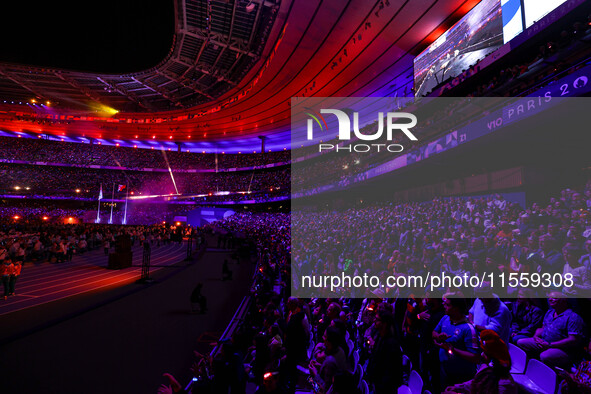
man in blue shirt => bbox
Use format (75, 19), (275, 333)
(517, 292), (585, 368)
(433, 293), (480, 391)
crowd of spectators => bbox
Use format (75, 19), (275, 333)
(0, 222), (177, 274)
(0, 205), (87, 222)
(159, 178), (591, 394)
(292, 184), (591, 300)
(0, 136), (290, 170)
(0, 201), (188, 226)
(0, 163), (290, 197)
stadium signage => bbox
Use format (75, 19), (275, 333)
(306, 109), (418, 153)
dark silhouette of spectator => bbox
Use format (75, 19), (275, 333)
(366, 310), (403, 393)
(190, 283), (207, 314)
(222, 259), (232, 281)
(508, 288), (544, 344)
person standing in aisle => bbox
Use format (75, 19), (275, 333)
(2, 259), (15, 300)
(9, 260), (21, 296)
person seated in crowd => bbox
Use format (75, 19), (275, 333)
(547, 222), (566, 247)
(77, 238), (87, 254)
(365, 310), (402, 394)
(517, 291), (586, 368)
(316, 302), (342, 341)
(562, 245), (591, 297)
(536, 234), (565, 272)
(284, 297), (310, 388)
(433, 293), (481, 391)
(453, 241), (468, 260)
(443, 329), (517, 394)
(469, 236), (487, 263)
(580, 238), (591, 269)
(442, 253), (462, 276)
(496, 221), (513, 241)
(311, 319), (350, 364)
(328, 371), (362, 394)
(518, 213), (534, 236)
(556, 360), (591, 394)
(508, 288), (544, 344)
(309, 326), (350, 393)
(421, 246), (441, 273)
(417, 297), (446, 392)
(565, 224), (585, 247)
(469, 286), (512, 344)
(211, 340), (247, 393)
(362, 301), (393, 353)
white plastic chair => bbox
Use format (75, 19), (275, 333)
(307, 339), (315, 360)
(402, 354), (412, 372)
(509, 343), (527, 374)
(352, 363), (363, 387)
(397, 385), (412, 394)
(359, 379), (369, 394)
(512, 358), (557, 394)
(346, 338), (354, 357)
(359, 364), (364, 385)
(352, 349), (360, 369)
(408, 370), (423, 394)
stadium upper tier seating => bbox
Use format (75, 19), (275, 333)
(0, 136), (290, 170)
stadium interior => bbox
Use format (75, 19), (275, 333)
(1, 0), (591, 393)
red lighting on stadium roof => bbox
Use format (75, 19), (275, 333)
(0, 0), (475, 152)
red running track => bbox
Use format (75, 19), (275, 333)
(0, 241), (187, 316)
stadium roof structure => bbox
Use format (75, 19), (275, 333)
(0, 0), (479, 152)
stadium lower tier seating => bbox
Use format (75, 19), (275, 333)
(155, 178), (591, 393)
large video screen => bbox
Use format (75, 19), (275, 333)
(502, 0), (568, 43)
(524, 0), (567, 28)
(501, 0), (523, 43)
(413, 0), (503, 97)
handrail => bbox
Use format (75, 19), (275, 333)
(209, 295), (253, 359)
